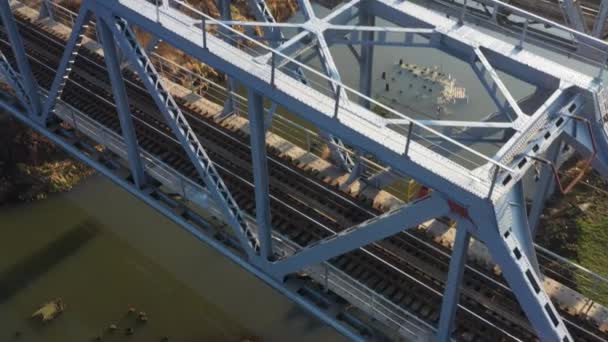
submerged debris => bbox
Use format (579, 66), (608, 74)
(31, 298), (65, 322)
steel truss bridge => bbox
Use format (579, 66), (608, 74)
(1, 0), (608, 340)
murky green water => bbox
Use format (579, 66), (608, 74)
(0, 176), (344, 342)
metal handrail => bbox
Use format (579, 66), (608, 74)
(152, 0), (517, 176)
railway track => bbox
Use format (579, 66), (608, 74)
(1, 13), (607, 341)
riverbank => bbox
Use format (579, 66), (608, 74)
(537, 165), (608, 302)
(0, 113), (93, 205)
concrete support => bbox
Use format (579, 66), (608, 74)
(437, 221), (471, 342)
(248, 89), (273, 261)
(0, 0), (42, 117)
(98, 18), (147, 189)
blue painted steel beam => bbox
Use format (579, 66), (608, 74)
(216, 0), (237, 120)
(245, 0), (308, 130)
(470, 57), (511, 122)
(0, 52), (35, 113)
(38, 0), (55, 21)
(292, 0), (356, 172)
(297, 0), (316, 20)
(528, 142), (560, 235)
(509, 180), (540, 274)
(559, 0), (587, 33)
(0, 0), (42, 117)
(271, 194), (449, 277)
(266, 30), (310, 65)
(97, 17), (147, 188)
(470, 205), (573, 342)
(386, 119), (514, 129)
(339, 150), (365, 189)
(358, 2), (374, 109)
(326, 32), (437, 48)
(592, 0), (608, 37)
(42, 1), (92, 123)
(491, 91), (584, 195)
(248, 89), (273, 260)
(98, 10), (260, 258)
(309, 35), (356, 172)
(266, 35), (354, 173)
(437, 220), (471, 342)
(320, 0), (361, 24)
(472, 47), (524, 120)
(246, 0), (282, 47)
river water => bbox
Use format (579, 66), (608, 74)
(0, 176), (344, 342)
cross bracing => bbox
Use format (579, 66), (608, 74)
(1, 0), (608, 341)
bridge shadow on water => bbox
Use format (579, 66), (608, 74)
(0, 219), (100, 304)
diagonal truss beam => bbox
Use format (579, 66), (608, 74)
(472, 47), (525, 121)
(42, 1), (92, 123)
(258, 0), (361, 64)
(559, 0), (587, 33)
(271, 30), (310, 61)
(308, 29), (356, 171)
(493, 88), (579, 180)
(265, 0), (354, 172)
(592, 0), (608, 37)
(321, 0), (361, 24)
(246, 0), (308, 126)
(297, 0), (316, 20)
(0, 52), (35, 113)
(0, 0), (42, 117)
(99, 11), (260, 258)
(271, 194), (449, 277)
